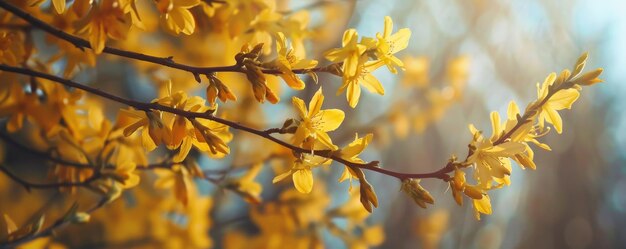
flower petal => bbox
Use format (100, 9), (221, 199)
(313, 109), (344, 132)
(292, 169), (313, 193)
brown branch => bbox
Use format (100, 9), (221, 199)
(0, 164), (99, 191)
(0, 132), (91, 168)
(0, 65), (452, 180)
(0, 63), (578, 183)
(0, 131), (175, 170)
(0, 1), (330, 80)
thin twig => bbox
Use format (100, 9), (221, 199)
(0, 132), (174, 170)
(0, 1), (330, 80)
(0, 164), (99, 191)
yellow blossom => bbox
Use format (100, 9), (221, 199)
(324, 29), (366, 77)
(337, 57), (385, 108)
(189, 118), (232, 158)
(121, 109), (173, 151)
(225, 163), (263, 203)
(76, 0), (132, 53)
(0, 32), (25, 66)
(535, 73), (580, 134)
(338, 133), (373, 190)
(111, 148), (140, 189)
(155, 90), (232, 161)
(373, 16), (411, 74)
(292, 87), (344, 150)
(269, 32), (318, 90)
(156, 0), (200, 35)
(472, 194), (492, 220)
(467, 113), (526, 188)
(272, 154), (330, 194)
(154, 165), (193, 206)
(0, 83), (47, 133)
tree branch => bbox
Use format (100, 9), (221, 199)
(0, 64), (452, 180)
(0, 131), (175, 170)
(0, 1), (330, 80)
(0, 164), (99, 191)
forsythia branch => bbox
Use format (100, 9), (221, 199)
(0, 132), (175, 170)
(0, 164), (99, 191)
(0, 64), (445, 181)
(0, 1), (330, 82)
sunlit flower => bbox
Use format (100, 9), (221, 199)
(373, 16), (411, 74)
(272, 153), (330, 194)
(467, 113), (526, 187)
(338, 57), (385, 108)
(0, 32), (25, 66)
(338, 133), (372, 189)
(292, 87), (344, 150)
(156, 0), (200, 35)
(324, 29), (366, 77)
(76, 0), (132, 53)
(270, 32), (318, 90)
(535, 73), (580, 134)
(112, 149), (140, 189)
(121, 109), (172, 151)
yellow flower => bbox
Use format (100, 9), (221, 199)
(155, 90), (204, 146)
(272, 154), (330, 194)
(225, 163), (263, 203)
(247, 8), (282, 55)
(112, 148), (140, 189)
(155, 90), (233, 161)
(374, 16), (411, 74)
(280, 10), (311, 59)
(156, 0), (200, 35)
(338, 57), (385, 108)
(0, 83), (44, 133)
(0, 32), (26, 66)
(338, 133), (372, 164)
(467, 113), (526, 187)
(121, 109), (173, 151)
(292, 87), (344, 150)
(324, 29), (367, 77)
(76, 0), (132, 53)
(338, 133), (373, 189)
(189, 118), (232, 158)
(535, 73), (580, 134)
(270, 32), (318, 90)
(473, 194), (492, 220)
(504, 101), (549, 170)
(154, 165), (193, 205)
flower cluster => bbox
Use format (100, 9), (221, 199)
(399, 53), (603, 220)
(325, 16), (411, 107)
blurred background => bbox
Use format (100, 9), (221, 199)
(336, 0), (625, 248)
(1, 0), (625, 248)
